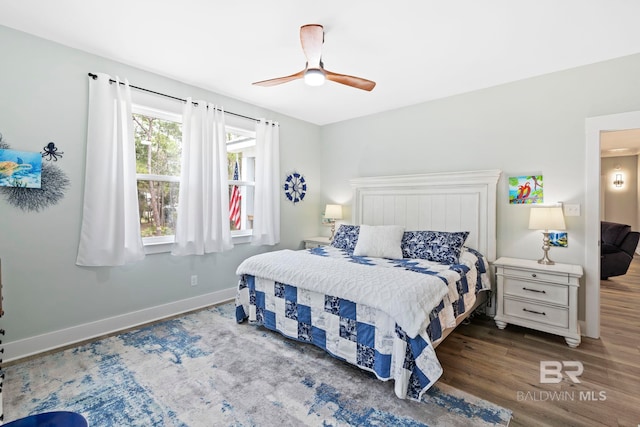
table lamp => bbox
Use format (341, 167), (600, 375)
(528, 206), (566, 265)
(324, 204), (343, 241)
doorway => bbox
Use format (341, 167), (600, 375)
(585, 111), (640, 338)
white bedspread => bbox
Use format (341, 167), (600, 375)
(236, 249), (452, 338)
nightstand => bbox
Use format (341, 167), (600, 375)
(303, 236), (331, 249)
(493, 257), (583, 348)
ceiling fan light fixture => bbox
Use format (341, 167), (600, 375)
(304, 68), (325, 86)
(252, 24), (375, 91)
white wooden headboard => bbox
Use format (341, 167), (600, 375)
(350, 170), (501, 262)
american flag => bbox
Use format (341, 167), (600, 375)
(229, 159), (241, 229)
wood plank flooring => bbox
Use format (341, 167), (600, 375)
(436, 256), (640, 427)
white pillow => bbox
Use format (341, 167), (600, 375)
(353, 224), (405, 259)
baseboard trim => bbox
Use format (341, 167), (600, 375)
(3, 288), (236, 363)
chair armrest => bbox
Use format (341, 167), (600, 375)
(619, 231), (640, 257)
(601, 243), (620, 255)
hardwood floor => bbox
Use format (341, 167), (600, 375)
(436, 256), (640, 427)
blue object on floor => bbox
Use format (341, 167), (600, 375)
(3, 411), (88, 427)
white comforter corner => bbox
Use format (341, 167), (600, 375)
(236, 249), (451, 338)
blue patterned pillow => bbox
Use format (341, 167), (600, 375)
(401, 230), (470, 264)
(331, 224), (360, 253)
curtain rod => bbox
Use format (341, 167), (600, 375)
(88, 72), (270, 124)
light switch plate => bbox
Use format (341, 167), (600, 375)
(564, 204), (580, 217)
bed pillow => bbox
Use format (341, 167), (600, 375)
(353, 224), (405, 259)
(401, 230), (470, 264)
(331, 224), (360, 252)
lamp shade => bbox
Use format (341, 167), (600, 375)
(324, 204), (343, 220)
(528, 206), (566, 231)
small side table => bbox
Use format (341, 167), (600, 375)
(493, 257), (583, 348)
(303, 236), (331, 249)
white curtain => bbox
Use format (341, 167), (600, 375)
(172, 99), (233, 255)
(76, 73), (145, 266)
(252, 119), (280, 246)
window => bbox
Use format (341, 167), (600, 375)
(133, 105), (182, 247)
(227, 126), (256, 237)
(132, 104), (256, 251)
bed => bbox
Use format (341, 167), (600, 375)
(235, 170), (501, 401)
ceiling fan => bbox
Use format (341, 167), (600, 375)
(252, 24), (376, 91)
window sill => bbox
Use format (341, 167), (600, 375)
(143, 241), (173, 255)
(143, 233), (252, 255)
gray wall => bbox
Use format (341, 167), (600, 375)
(0, 26), (322, 347)
(3, 23), (640, 354)
(601, 155), (638, 229)
(319, 53), (640, 320)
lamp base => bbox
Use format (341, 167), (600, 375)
(329, 223), (336, 242)
(537, 231), (555, 265)
(537, 255), (555, 265)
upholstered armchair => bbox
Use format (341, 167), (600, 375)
(601, 221), (640, 280)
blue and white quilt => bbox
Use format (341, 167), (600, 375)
(235, 246), (490, 401)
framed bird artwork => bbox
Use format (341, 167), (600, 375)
(509, 175), (543, 204)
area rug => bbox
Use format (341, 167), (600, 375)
(3, 303), (511, 426)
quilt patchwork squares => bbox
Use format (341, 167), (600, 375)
(237, 276), (443, 400)
(235, 245), (491, 401)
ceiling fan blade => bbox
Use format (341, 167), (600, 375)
(324, 70), (376, 91)
(253, 24), (375, 92)
(252, 70), (305, 87)
(300, 24), (323, 67)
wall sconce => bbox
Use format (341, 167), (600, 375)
(529, 206), (566, 265)
(324, 204), (343, 241)
(613, 173), (624, 188)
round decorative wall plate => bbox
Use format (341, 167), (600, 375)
(283, 172), (306, 204)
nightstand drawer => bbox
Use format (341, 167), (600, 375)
(500, 267), (569, 284)
(303, 237), (331, 249)
(503, 277), (568, 306)
(305, 242), (324, 249)
(503, 298), (568, 329)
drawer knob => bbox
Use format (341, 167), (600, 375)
(531, 273), (537, 278)
(523, 308), (546, 316)
(523, 287), (546, 294)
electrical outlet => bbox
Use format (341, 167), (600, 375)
(564, 204), (580, 217)
(190, 275), (198, 286)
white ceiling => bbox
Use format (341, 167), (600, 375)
(2, 1), (640, 128)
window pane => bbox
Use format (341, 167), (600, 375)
(229, 184), (254, 231)
(138, 180), (180, 238)
(228, 153), (243, 181)
(227, 128), (255, 181)
(133, 114), (182, 176)
(227, 127), (256, 233)
(133, 111), (182, 242)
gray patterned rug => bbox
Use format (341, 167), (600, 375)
(3, 303), (511, 426)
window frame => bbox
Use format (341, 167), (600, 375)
(131, 102), (256, 254)
(227, 124), (256, 240)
